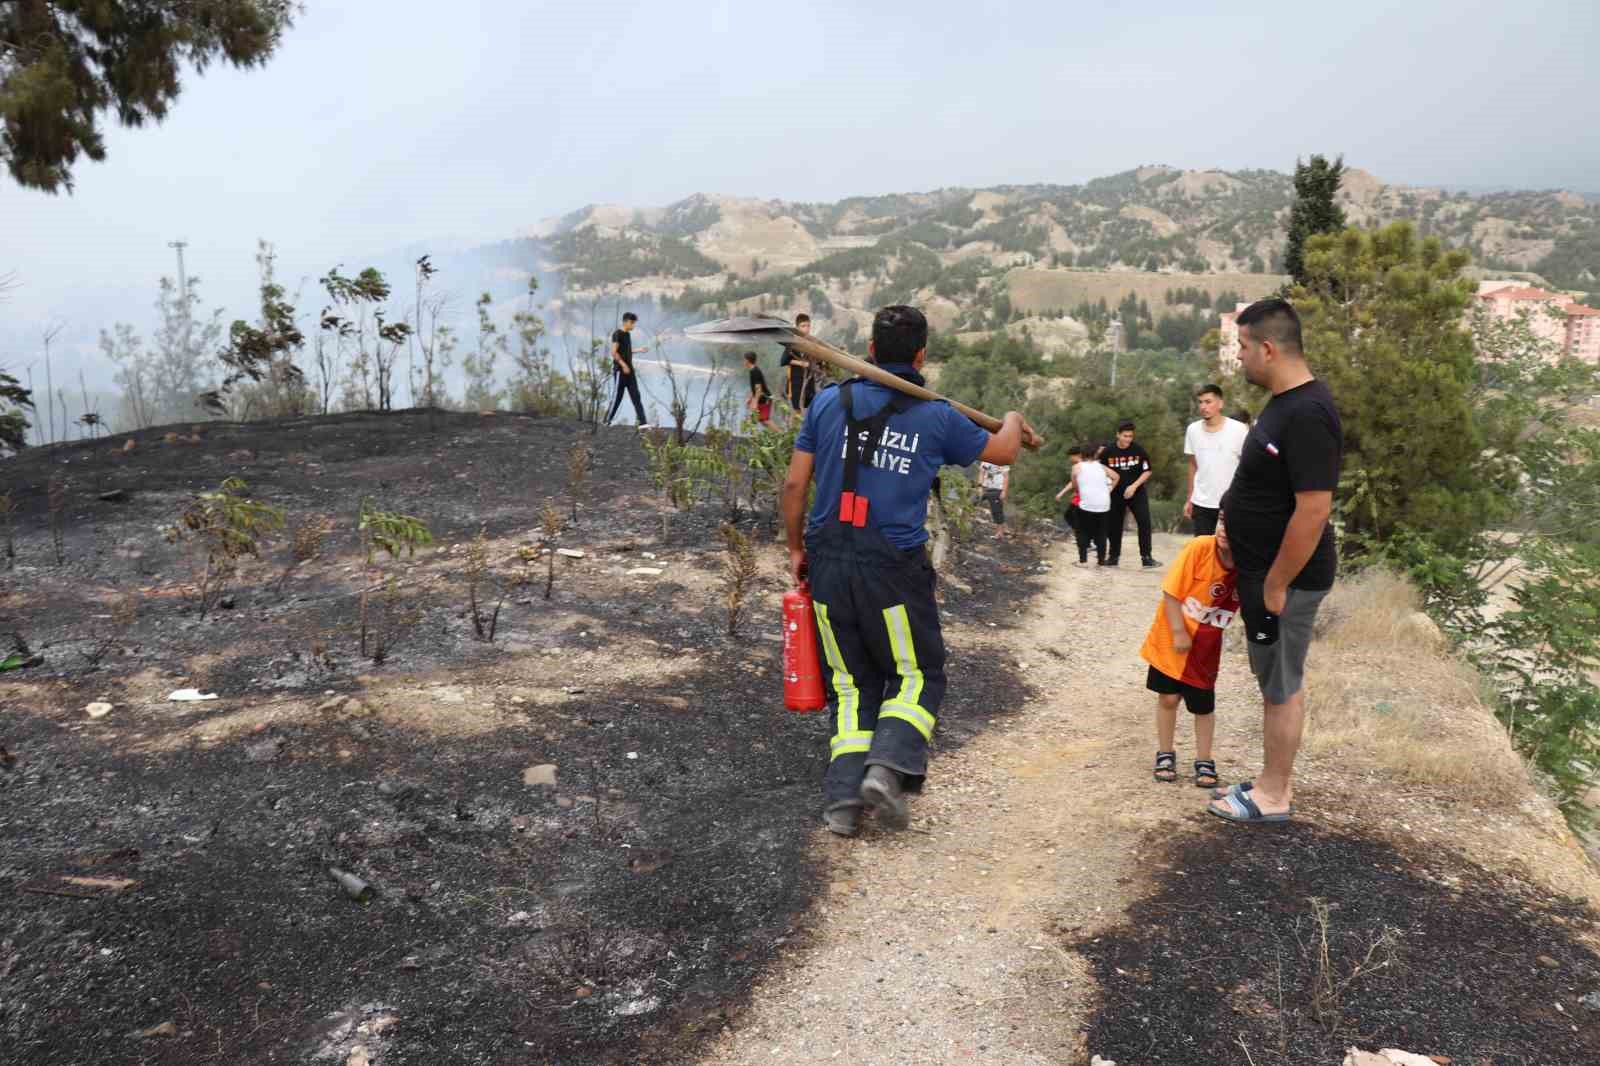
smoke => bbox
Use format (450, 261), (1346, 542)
(0, 230), (812, 437)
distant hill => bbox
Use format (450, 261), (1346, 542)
(493, 165), (1600, 355)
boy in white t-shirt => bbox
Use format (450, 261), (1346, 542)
(1056, 443), (1118, 567)
(1183, 384), (1250, 536)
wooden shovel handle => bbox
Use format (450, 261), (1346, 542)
(781, 335), (1044, 450)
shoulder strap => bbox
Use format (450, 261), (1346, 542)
(836, 380), (923, 528)
(839, 375), (924, 415)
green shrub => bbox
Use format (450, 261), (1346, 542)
(1147, 496), (1184, 534)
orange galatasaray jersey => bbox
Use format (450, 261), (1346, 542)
(1139, 536), (1239, 690)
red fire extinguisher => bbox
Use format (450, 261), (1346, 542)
(782, 583), (826, 712)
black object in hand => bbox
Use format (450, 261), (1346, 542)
(1238, 577), (1280, 646)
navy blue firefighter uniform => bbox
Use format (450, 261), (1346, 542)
(793, 370), (991, 818)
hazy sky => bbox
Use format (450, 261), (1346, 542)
(3, 0), (1597, 364)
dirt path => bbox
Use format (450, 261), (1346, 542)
(700, 531), (1244, 1064)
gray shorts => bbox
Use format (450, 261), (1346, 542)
(1246, 586), (1328, 704)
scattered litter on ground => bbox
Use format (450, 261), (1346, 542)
(84, 702), (113, 719)
(22, 875), (138, 898)
(522, 764), (558, 787)
(166, 688), (218, 702)
(1345, 1051), (1451, 1066)
(328, 867), (373, 903)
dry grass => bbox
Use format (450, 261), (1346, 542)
(1302, 568), (1529, 805)
(1005, 268), (1284, 316)
(718, 522), (758, 636)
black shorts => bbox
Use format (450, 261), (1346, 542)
(1146, 664), (1215, 716)
(982, 488), (1005, 524)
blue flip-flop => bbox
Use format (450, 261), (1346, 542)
(1211, 779), (1252, 800)
(1208, 789), (1291, 824)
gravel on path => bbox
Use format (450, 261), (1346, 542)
(697, 528), (1600, 1066)
(698, 532), (1229, 1064)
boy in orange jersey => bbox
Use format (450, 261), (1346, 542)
(1139, 515), (1240, 789)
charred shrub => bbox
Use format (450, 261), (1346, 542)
(357, 498), (431, 661)
(719, 522), (758, 636)
(166, 477), (284, 618)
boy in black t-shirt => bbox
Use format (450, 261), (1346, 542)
(1211, 298), (1343, 827)
(779, 313), (820, 411)
(1102, 420), (1159, 568)
(744, 351), (773, 428)
(605, 312), (651, 427)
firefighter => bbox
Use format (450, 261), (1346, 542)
(781, 305), (1028, 837)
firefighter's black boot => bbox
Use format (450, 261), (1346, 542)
(861, 766), (909, 830)
(823, 803), (861, 838)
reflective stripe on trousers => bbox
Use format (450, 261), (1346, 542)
(817, 601), (938, 759)
(816, 602), (872, 758)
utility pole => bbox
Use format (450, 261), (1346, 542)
(1107, 313), (1124, 388)
(24, 365), (37, 445)
(42, 324), (63, 444)
(169, 239), (191, 364)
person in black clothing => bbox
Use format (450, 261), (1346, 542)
(744, 351), (773, 428)
(1103, 419), (1159, 568)
(779, 313), (819, 411)
(605, 312), (651, 426)
(1210, 298), (1343, 826)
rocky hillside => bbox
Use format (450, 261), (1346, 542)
(503, 166), (1599, 352)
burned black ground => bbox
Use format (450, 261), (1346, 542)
(0, 410), (1043, 1065)
(1073, 821), (1600, 1065)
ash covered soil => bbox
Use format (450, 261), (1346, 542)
(1076, 823), (1600, 1064)
(0, 410), (1041, 1065)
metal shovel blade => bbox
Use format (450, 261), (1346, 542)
(683, 315), (800, 345)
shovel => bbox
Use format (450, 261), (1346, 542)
(684, 315), (1043, 450)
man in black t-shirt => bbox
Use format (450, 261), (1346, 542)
(605, 312), (650, 427)
(779, 313), (820, 411)
(1102, 420), (1159, 568)
(1211, 298), (1343, 827)
(744, 351), (773, 428)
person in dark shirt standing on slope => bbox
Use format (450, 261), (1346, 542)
(744, 351), (773, 429)
(1211, 298), (1343, 825)
(782, 305), (1029, 838)
(780, 313), (820, 412)
(1103, 420), (1159, 568)
(605, 312), (651, 427)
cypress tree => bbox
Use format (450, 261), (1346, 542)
(1284, 155), (1348, 286)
